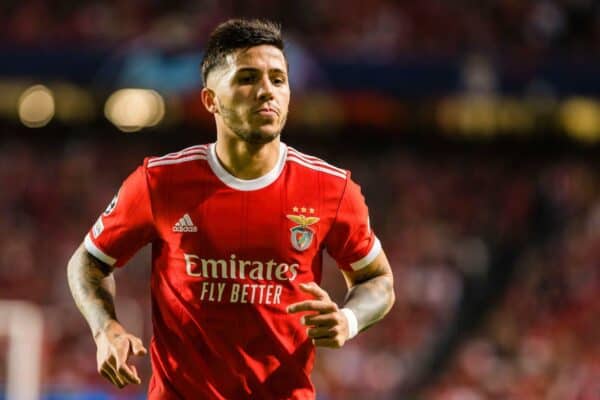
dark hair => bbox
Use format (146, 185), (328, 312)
(201, 19), (285, 86)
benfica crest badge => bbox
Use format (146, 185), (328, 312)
(287, 212), (320, 251)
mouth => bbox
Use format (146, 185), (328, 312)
(255, 106), (279, 117)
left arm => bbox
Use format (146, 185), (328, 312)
(341, 249), (395, 332)
(287, 250), (395, 348)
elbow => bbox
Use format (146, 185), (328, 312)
(386, 274), (396, 313)
(67, 245), (83, 278)
(379, 272), (395, 316)
(67, 243), (89, 271)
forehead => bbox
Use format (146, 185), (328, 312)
(227, 45), (287, 72)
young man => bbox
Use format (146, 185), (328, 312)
(68, 19), (395, 400)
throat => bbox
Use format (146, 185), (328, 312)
(215, 140), (281, 180)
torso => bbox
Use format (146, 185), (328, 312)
(144, 142), (348, 400)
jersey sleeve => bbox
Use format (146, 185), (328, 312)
(325, 176), (382, 271)
(84, 164), (156, 268)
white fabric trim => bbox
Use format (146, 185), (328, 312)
(286, 156), (347, 179)
(84, 234), (117, 266)
(341, 308), (359, 339)
(148, 145), (207, 163)
(349, 237), (382, 271)
(207, 142), (287, 191)
(148, 155), (207, 168)
(287, 148), (347, 175)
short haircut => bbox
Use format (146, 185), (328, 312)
(201, 18), (285, 86)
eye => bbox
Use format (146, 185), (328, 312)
(237, 75), (255, 84)
(272, 76), (286, 85)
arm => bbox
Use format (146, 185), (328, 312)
(341, 250), (395, 332)
(287, 250), (395, 348)
(67, 243), (147, 388)
(67, 244), (117, 337)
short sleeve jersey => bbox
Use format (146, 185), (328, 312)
(85, 142), (381, 400)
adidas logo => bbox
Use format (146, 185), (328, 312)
(173, 213), (198, 233)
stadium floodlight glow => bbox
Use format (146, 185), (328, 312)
(104, 88), (166, 132)
(52, 82), (96, 123)
(560, 97), (600, 143)
(17, 84), (55, 128)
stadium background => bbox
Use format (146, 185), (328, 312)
(1, 1), (599, 399)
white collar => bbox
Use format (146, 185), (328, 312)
(207, 142), (287, 191)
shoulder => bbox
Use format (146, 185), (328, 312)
(285, 146), (348, 181)
(145, 144), (210, 169)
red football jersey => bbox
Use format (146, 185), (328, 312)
(84, 142), (381, 400)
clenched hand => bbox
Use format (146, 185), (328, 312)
(287, 282), (350, 348)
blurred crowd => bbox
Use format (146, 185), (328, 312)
(1, 132), (598, 399)
(1, 0), (599, 58)
(423, 164), (600, 400)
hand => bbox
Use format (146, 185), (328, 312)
(287, 282), (349, 348)
(94, 320), (147, 388)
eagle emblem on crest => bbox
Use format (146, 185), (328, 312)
(287, 213), (320, 251)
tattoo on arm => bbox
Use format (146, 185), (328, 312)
(67, 244), (118, 338)
(342, 255), (395, 333)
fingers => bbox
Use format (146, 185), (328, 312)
(288, 283), (348, 348)
(307, 326), (335, 339)
(287, 300), (338, 314)
(100, 359), (127, 388)
(298, 282), (329, 300)
(130, 336), (148, 356)
(300, 309), (349, 349)
(303, 313), (337, 327)
(312, 337), (344, 348)
(115, 358), (141, 385)
(100, 366), (120, 387)
(287, 282), (336, 314)
(97, 334), (146, 388)
(114, 336), (142, 384)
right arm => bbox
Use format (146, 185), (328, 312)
(67, 243), (147, 388)
(67, 244), (117, 337)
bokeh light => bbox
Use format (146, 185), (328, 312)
(104, 89), (165, 132)
(560, 97), (600, 143)
(17, 85), (55, 128)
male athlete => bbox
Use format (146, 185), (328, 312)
(68, 19), (395, 399)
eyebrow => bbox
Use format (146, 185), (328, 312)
(235, 67), (287, 74)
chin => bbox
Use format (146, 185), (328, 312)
(238, 129), (280, 145)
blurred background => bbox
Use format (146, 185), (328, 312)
(1, 1), (599, 399)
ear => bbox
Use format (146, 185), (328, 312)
(201, 88), (219, 115)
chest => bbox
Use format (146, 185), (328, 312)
(155, 177), (336, 262)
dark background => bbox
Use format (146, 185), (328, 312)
(0, 1), (599, 399)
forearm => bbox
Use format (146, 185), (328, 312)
(67, 244), (118, 338)
(343, 273), (395, 332)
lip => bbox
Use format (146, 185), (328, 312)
(255, 106), (279, 116)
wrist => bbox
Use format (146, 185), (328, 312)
(93, 319), (121, 341)
(340, 308), (358, 339)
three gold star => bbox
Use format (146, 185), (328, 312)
(292, 206), (315, 214)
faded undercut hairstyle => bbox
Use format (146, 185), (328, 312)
(201, 18), (286, 86)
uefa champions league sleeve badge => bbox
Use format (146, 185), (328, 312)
(103, 190), (120, 216)
(287, 207), (319, 252)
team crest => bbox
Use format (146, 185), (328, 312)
(287, 212), (320, 251)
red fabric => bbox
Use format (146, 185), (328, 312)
(86, 143), (379, 399)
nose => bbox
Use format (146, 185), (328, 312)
(256, 75), (274, 101)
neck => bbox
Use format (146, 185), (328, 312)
(214, 134), (281, 180)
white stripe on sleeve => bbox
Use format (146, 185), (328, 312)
(349, 237), (382, 271)
(84, 234), (117, 266)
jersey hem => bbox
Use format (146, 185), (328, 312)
(84, 234), (117, 266)
(349, 237), (382, 271)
